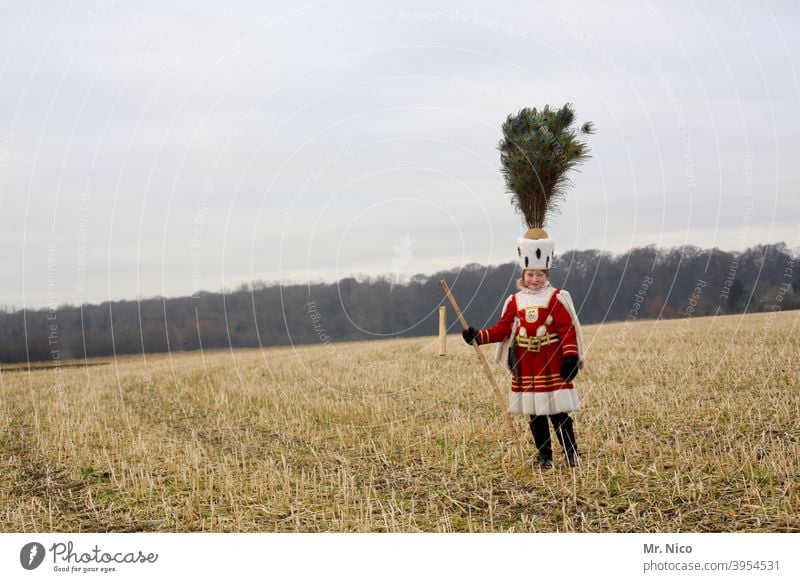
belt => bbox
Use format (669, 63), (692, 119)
(515, 333), (560, 351)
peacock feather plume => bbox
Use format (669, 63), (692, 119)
(498, 104), (595, 229)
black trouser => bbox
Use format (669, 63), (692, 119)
(529, 413), (578, 460)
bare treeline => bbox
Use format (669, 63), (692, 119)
(1, 242), (797, 363)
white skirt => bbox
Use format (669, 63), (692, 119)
(508, 388), (580, 416)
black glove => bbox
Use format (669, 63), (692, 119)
(508, 347), (521, 383)
(462, 327), (480, 345)
(560, 355), (580, 382)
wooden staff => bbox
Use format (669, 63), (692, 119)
(440, 279), (524, 463)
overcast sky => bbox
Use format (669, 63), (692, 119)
(1, 0), (798, 309)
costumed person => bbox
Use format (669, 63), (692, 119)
(461, 104), (594, 468)
(462, 229), (584, 468)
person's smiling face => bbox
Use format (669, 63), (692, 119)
(524, 269), (548, 291)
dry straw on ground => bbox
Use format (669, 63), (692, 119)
(1, 311), (798, 532)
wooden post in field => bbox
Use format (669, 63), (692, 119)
(439, 279), (524, 464)
(438, 306), (447, 356)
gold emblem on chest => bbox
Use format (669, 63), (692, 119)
(524, 307), (539, 323)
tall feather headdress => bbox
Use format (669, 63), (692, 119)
(498, 104), (595, 229)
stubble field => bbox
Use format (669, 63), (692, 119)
(1, 310), (799, 532)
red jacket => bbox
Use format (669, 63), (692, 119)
(477, 285), (581, 415)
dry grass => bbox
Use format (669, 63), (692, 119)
(1, 310), (799, 532)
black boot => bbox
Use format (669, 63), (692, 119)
(529, 415), (552, 469)
(551, 413), (580, 466)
